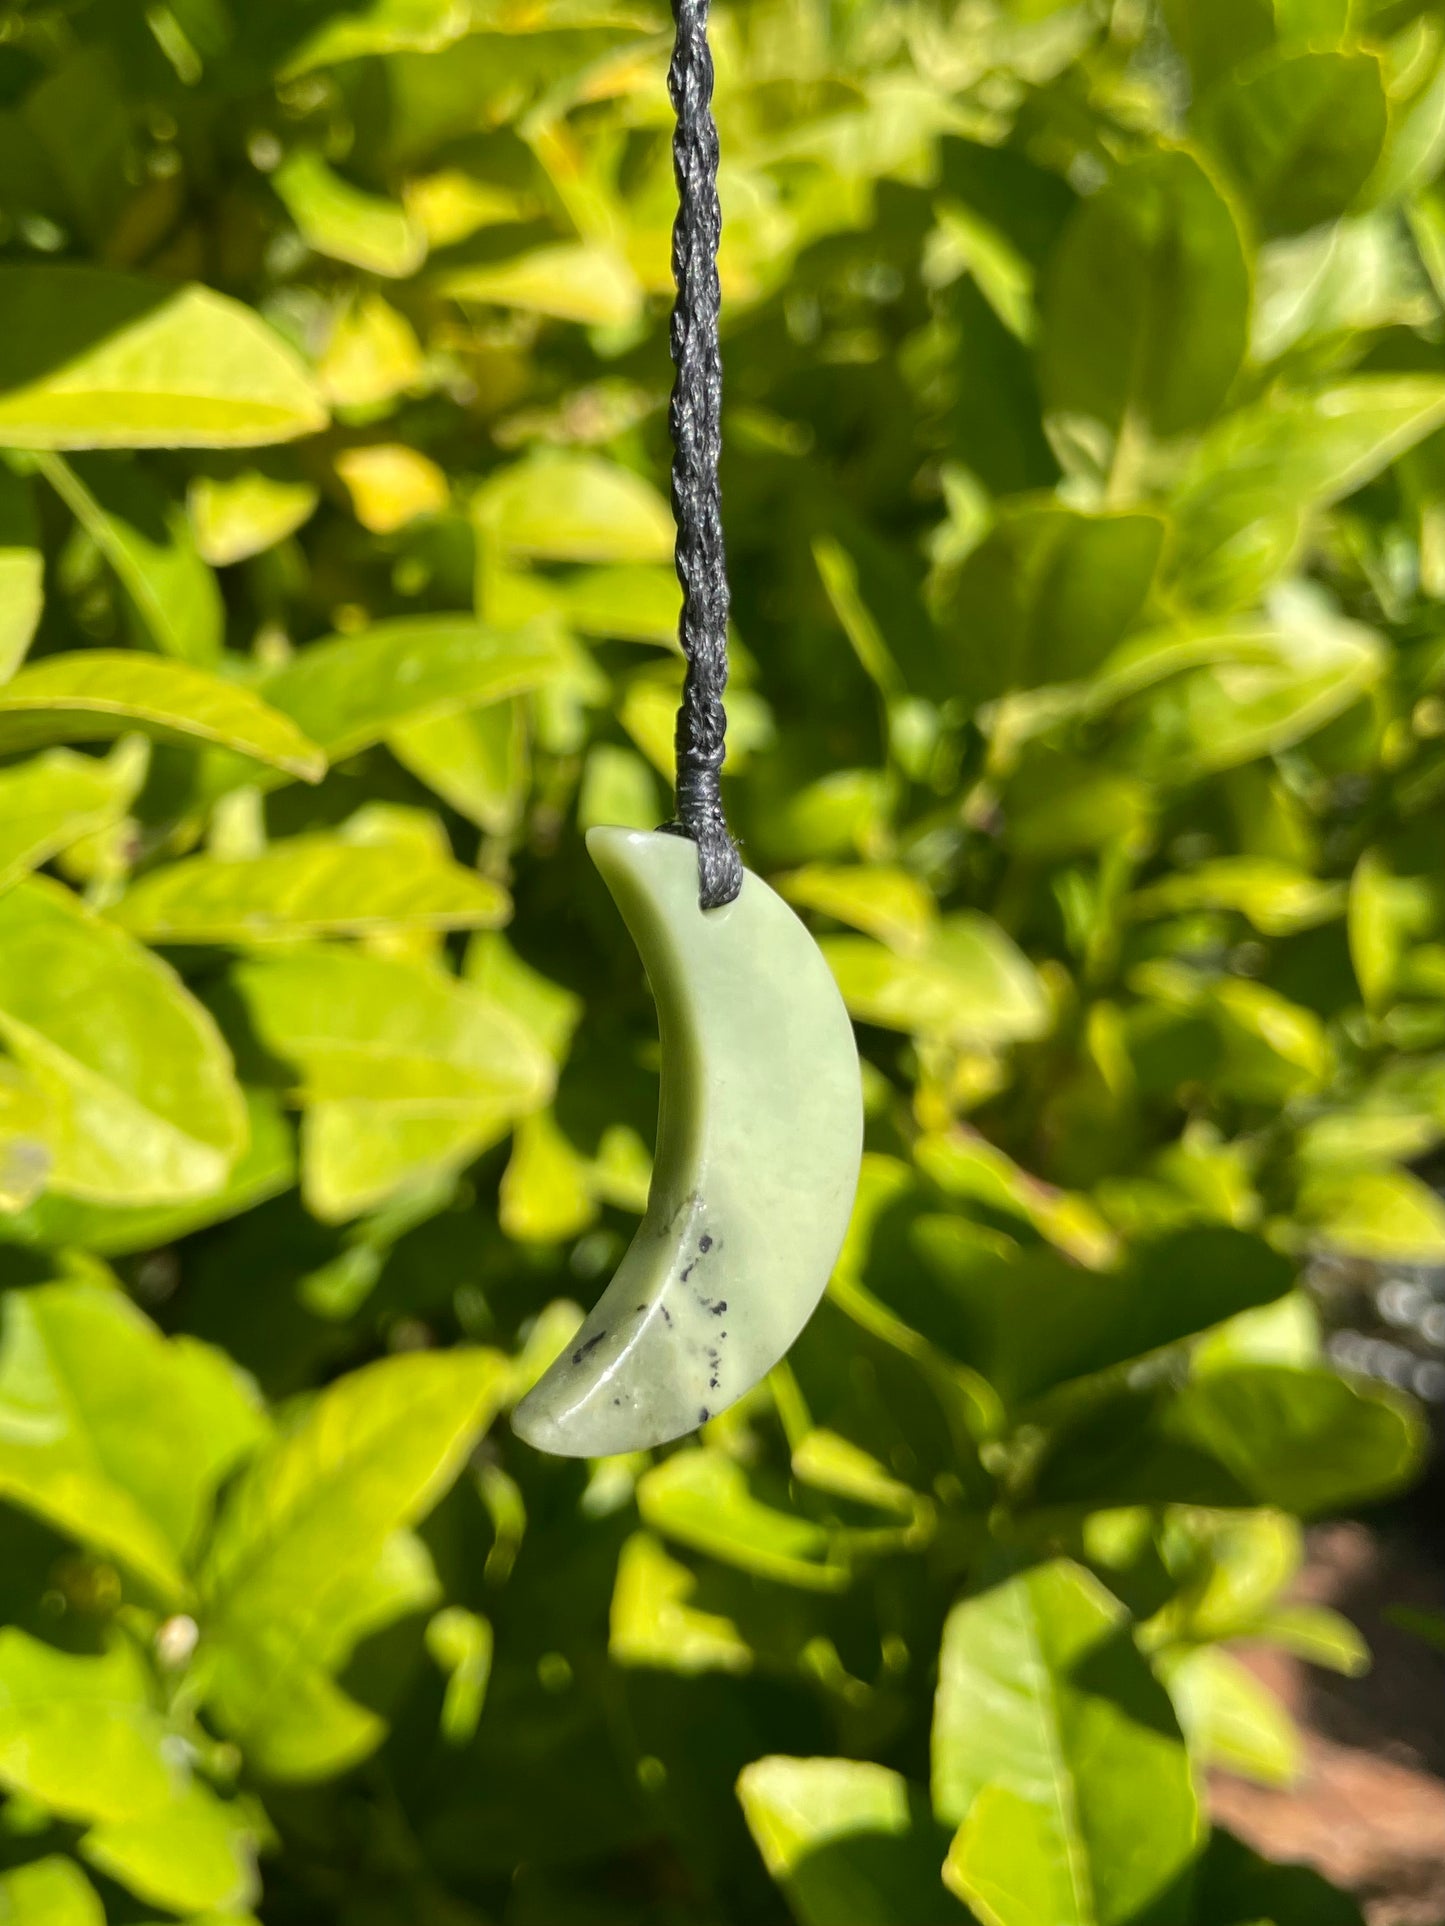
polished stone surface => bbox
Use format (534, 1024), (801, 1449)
(512, 827), (863, 1458)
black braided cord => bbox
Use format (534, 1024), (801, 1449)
(663, 0), (743, 909)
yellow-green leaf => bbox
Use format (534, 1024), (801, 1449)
(0, 652), (325, 781)
(0, 269), (326, 449)
(0, 878), (247, 1204)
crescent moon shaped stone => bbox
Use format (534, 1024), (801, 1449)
(511, 826), (863, 1458)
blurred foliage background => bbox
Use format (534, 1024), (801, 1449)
(0, 0), (1442, 1921)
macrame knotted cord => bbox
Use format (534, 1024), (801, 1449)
(664, 0), (743, 910)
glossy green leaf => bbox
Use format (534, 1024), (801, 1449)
(81, 1778), (258, 1915)
(0, 466), (43, 680)
(258, 617), (565, 762)
(188, 468), (320, 566)
(1040, 149), (1249, 447)
(0, 1631), (174, 1821)
(1298, 1165), (1445, 1261)
(0, 1087), (293, 1257)
(0, 652), (325, 781)
(0, 1859), (105, 1926)
(230, 944), (554, 1218)
(636, 1449), (851, 1591)
(273, 150), (426, 278)
(0, 269), (327, 448)
(112, 833), (509, 943)
(1185, 1365), (1421, 1514)
(276, 0), (476, 74)
(1170, 378), (1445, 607)
(945, 502), (1165, 698)
(474, 453), (674, 563)
(0, 878), (246, 1203)
(200, 1349), (509, 1777)
(438, 244), (644, 326)
(934, 1560), (1200, 1926)
(822, 916), (1049, 1045)
(777, 864), (936, 953)
(0, 1284), (265, 1598)
(737, 1757), (967, 1926)
(610, 1531), (753, 1676)
(1163, 1646), (1301, 1788)
(0, 740), (147, 895)
(38, 454), (223, 663)
(426, 1605), (494, 1745)
(1201, 50), (1389, 237)
(391, 697), (530, 832)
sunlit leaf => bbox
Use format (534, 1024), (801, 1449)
(935, 1560), (1200, 1926)
(0, 879), (246, 1204)
(38, 454), (223, 663)
(0, 652), (325, 780)
(0, 269), (327, 448)
(0, 1284), (265, 1598)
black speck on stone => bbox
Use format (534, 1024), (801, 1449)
(710, 1300), (728, 1316)
(699, 1234), (713, 1252)
(571, 1330), (607, 1365)
(709, 1375), (719, 1390)
(661, 1306), (672, 1327)
(680, 1260), (696, 1283)
(698, 1406), (710, 1424)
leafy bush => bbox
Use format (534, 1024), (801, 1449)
(0, 0), (1440, 1921)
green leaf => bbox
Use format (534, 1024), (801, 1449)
(0, 1630), (254, 1916)
(1348, 847), (1434, 1011)
(0, 268), (327, 449)
(0, 652), (325, 782)
(776, 864), (936, 954)
(1112, 606), (1384, 781)
(0, 878), (246, 1204)
(81, 1778), (258, 1916)
(1169, 378), (1445, 607)
(560, 563), (682, 645)
(188, 467), (320, 567)
(737, 1757), (968, 1926)
(199, 1349), (509, 1778)
(0, 1088), (294, 1257)
(438, 243), (644, 327)
(1162, 1645), (1301, 1788)
(390, 698), (530, 833)
(474, 454), (674, 564)
(1200, 50), (1389, 238)
(911, 1224), (1293, 1407)
(273, 150), (426, 278)
(425, 1605), (494, 1745)
(636, 1449), (851, 1592)
(0, 740), (147, 895)
(230, 944), (554, 1219)
(0, 1631), (174, 1821)
(610, 1531), (754, 1676)
(0, 1859), (104, 1926)
(0, 1284), (265, 1599)
(822, 916), (1049, 1046)
(258, 616), (565, 762)
(1039, 149), (1249, 448)
(276, 0), (476, 75)
(1130, 858), (1345, 938)
(1297, 1164), (1445, 1260)
(0, 466), (43, 680)
(112, 833), (510, 944)
(37, 454), (223, 664)
(934, 1560), (1200, 1926)
(943, 502), (1165, 698)
(1180, 1365), (1423, 1514)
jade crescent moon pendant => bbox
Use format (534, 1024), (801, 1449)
(511, 827), (863, 1458)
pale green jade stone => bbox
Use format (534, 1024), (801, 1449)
(512, 826), (864, 1458)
